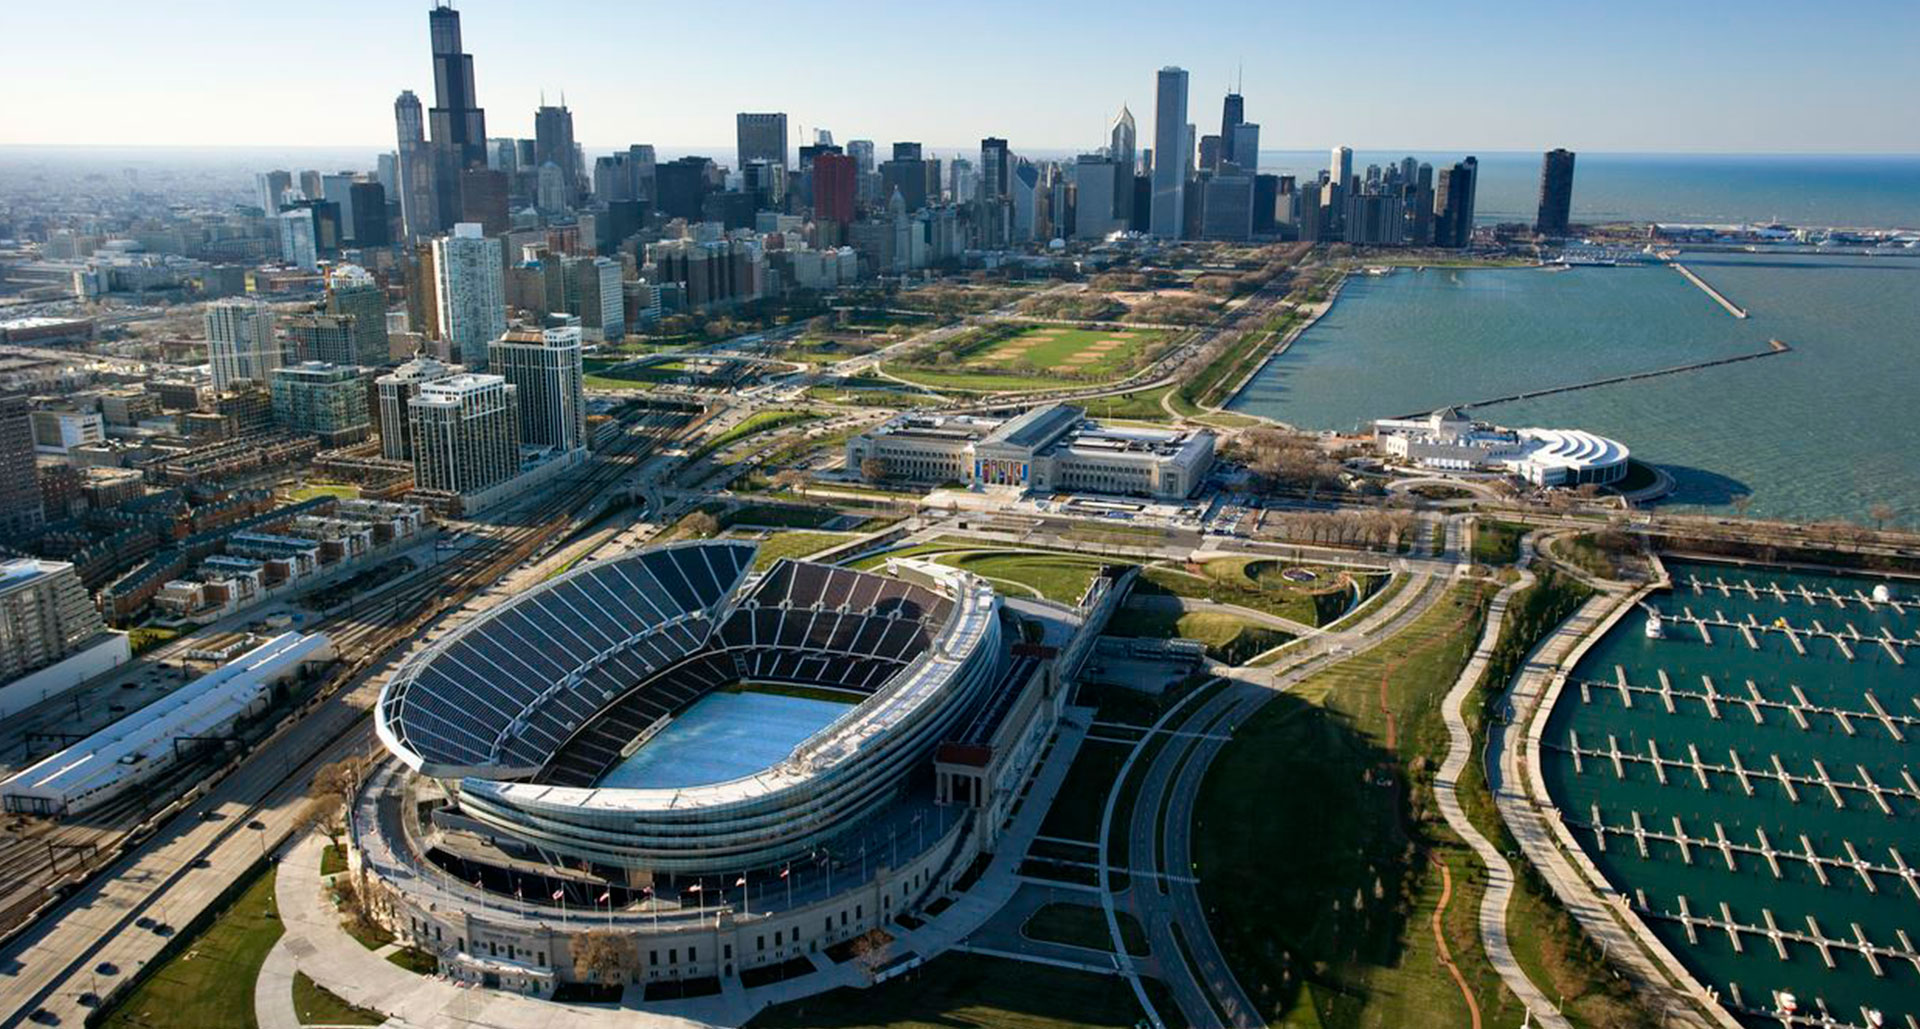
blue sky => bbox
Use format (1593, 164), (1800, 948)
(4, 0), (1917, 153)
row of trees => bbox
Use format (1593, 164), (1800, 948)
(1264, 508), (1420, 550)
(1232, 428), (1348, 492)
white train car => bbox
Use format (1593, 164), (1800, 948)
(1, 632), (334, 817)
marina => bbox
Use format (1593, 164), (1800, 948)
(1540, 558), (1920, 1027)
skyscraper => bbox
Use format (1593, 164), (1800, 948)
(394, 91), (436, 240)
(432, 223), (506, 370)
(1433, 156), (1479, 248)
(349, 181), (390, 246)
(1150, 67), (1189, 238)
(326, 264), (391, 366)
(1535, 148), (1576, 237)
(487, 326), (584, 452)
(426, 5), (488, 230)
(1331, 146), (1354, 190)
(534, 102), (580, 206)
(257, 170), (292, 215)
(270, 362), (373, 446)
(1110, 105), (1136, 172)
(1228, 123), (1260, 174)
(205, 298), (282, 390)
(736, 113), (789, 171)
(0, 396), (42, 539)
(1071, 154), (1122, 240)
(376, 356), (461, 461)
(813, 152), (856, 225)
(1219, 91), (1245, 165)
(276, 209), (319, 270)
(408, 374), (520, 496)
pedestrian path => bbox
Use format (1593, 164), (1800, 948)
(1430, 537), (1572, 1029)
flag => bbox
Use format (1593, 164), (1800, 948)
(735, 876), (747, 887)
(552, 888), (565, 901)
(514, 886), (522, 899)
(779, 866), (790, 879)
(686, 883), (702, 893)
(641, 886), (653, 898)
(598, 891), (611, 904)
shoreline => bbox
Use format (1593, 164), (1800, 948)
(1217, 267), (1352, 424)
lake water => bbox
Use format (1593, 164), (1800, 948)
(1228, 254), (1920, 524)
(1247, 151), (1920, 229)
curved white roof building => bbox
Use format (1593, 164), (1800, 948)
(1374, 409), (1630, 487)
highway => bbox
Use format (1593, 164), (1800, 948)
(0, 405), (703, 1028)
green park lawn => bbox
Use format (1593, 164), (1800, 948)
(1022, 902), (1151, 956)
(1192, 580), (1526, 1029)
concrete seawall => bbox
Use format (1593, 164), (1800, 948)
(1398, 339), (1794, 418)
(1672, 263), (1748, 318)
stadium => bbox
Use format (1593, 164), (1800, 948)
(357, 539), (1058, 995)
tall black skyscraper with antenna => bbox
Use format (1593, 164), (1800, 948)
(1219, 68), (1244, 166)
(426, 4), (488, 229)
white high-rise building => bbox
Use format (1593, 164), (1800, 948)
(0, 559), (110, 686)
(1150, 67), (1189, 238)
(487, 327), (584, 453)
(408, 374), (520, 496)
(432, 224), (506, 370)
(375, 356), (462, 461)
(205, 298), (282, 390)
(276, 209), (318, 270)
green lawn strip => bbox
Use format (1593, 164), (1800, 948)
(385, 946), (441, 975)
(289, 482), (360, 502)
(1039, 740), (1129, 843)
(320, 844), (346, 876)
(128, 625), (182, 656)
(99, 866), (281, 1029)
(342, 914), (394, 950)
(1022, 902), (1150, 956)
(745, 951), (1165, 1029)
(1193, 582), (1526, 1028)
(933, 551), (1109, 604)
(292, 970), (385, 1026)
(1106, 605), (1289, 666)
(1471, 518), (1527, 565)
(1080, 385), (1176, 421)
(689, 410), (819, 462)
(729, 530), (862, 571)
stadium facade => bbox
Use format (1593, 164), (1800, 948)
(358, 540), (1071, 995)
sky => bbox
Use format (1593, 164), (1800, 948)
(4, 0), (1918, 156)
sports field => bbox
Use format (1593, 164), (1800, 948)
(887, 323), (1166, 393)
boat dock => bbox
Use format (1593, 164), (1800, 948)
(1672, 261), (1750, 318)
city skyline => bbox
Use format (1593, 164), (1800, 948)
(4, 0), (1918, 154)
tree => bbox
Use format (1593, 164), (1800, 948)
(848, 928), (894, 985)
(304, 757), (365, 844)
(1869, 503), (1895, 531)
(860, 457), (888, 483)
(682, 510), (721, 538)
(770, 469), (809, 496)
(573, 929), (628, 984)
